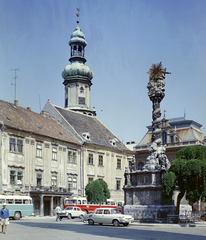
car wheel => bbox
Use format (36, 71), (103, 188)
(123, 223), (129, 226)
(88, 219), (94, 225)
(113, 219), (119, 227)
(67, 213), (72, 219)
(14, 211), (21, 220)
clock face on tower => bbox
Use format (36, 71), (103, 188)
(79, 97), (85, 105)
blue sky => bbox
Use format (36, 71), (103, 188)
(1, 0), (206, 143)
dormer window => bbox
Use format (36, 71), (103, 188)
(109, 138), (118, 146)
(82, 132), (91, 140)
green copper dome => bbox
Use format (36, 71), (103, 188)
(69, 25), (87, 46)
(62, 62), (93, 81)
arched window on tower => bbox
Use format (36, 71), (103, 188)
(73, 46), (77, 56)
(78, 46), (82, 56)
(162, 132), (167, 144)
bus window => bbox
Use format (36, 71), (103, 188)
(15, 199), (22, 204)
(82, 200), (87, 204)
(0, 199), (5, 204)
(23, 200), (30, 204)
(6, 199), (14, 204)
(77, 200), (81, 204)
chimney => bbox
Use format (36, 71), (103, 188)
(14, 100), (18, 106)
(27, 107), (31, 111)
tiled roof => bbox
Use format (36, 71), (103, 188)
(0, 100), (80, 145)
(54, 106), (130, 151)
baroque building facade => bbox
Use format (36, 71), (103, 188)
(0, 100), (81, 216)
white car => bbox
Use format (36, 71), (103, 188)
(60, 206), (85, 220)
(83, 208), (134, 226)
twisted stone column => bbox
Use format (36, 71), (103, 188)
(143, 62), (171, 171)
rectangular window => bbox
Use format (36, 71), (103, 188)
(73, 152), (77, 164)
(10, 170), (16, 184)
(88, 177), (93, 183)
(17, 140), (23, 153)
(10, 138), (16, 152)
(51, 175), (57, 187)
(37, 173), (42, 186)
(52, 147), (57, 160)
(171, 136), (174, 143)
(116, 180), (121, 190)
(68, 176), (77, 189)
(79, 97), (85, 105)
(73, 177), (77, 189)
(10, 170), (23, 185)
(68, 151), (72, 162)
(98, 155), (103, 166)
(10, 138), (23, 153)
(17, 171), (23, 182)
(36, 144), (42, 157)
(68, 177), (72, 189)
(88, 154), (93, 164)
(117, 159), (121, 169)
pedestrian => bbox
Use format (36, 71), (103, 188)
(0, 203), (9, 234)
(55, 205), (62, 221)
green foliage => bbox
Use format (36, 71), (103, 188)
(162, 146), (206, 208)
(85, 179), (110, 204)
(175, 146), (206, 161)
(162, 171), (176, 202)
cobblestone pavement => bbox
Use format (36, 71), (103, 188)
(1, 216), (206, 240)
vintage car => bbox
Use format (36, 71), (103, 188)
(59, 206), (85, 220)
(83, 208), (134, 226)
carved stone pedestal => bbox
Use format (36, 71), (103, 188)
(123, 171), (175, 222)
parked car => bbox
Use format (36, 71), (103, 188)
(83, 208), (134, 226)
(59, 206), (85, 220)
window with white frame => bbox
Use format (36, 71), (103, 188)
(88, 177), (93, 183)
(17, 140), (23, 153)
(73, 177), (77, 189)
(68, 151), (72, 162)
(9, 138), (23, 153)
(68, 177), (72, 189)
(116, 180), (121, 190)
(88, 153), (93, 164)
(10, 138), (16, 152)
(51, 175), (57, 187)
(10, 170), (23, 185)
(68, 176), (77, 189)
(36, 144), (42, 157)
(36, 173), (42, 186)
(52, 147), (57, 160)
(98, 155), (103, 166)
(73, 152), (77, 164)
(117, 159), (121, 169)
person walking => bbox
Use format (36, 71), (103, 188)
(55, 205), (62, 221)
(0, 203), (9, 234)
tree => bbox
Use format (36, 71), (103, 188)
(162, 146), (206, 214)
(85, 179), (110, 205)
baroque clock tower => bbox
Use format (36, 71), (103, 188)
(62, 10), (96, 116)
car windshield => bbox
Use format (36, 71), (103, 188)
(111, 209), (119, 214)
(65, 207), (73, 210)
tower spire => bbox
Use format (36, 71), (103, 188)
(62, 10), (95, 116)
(76, 7), (80, 25)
